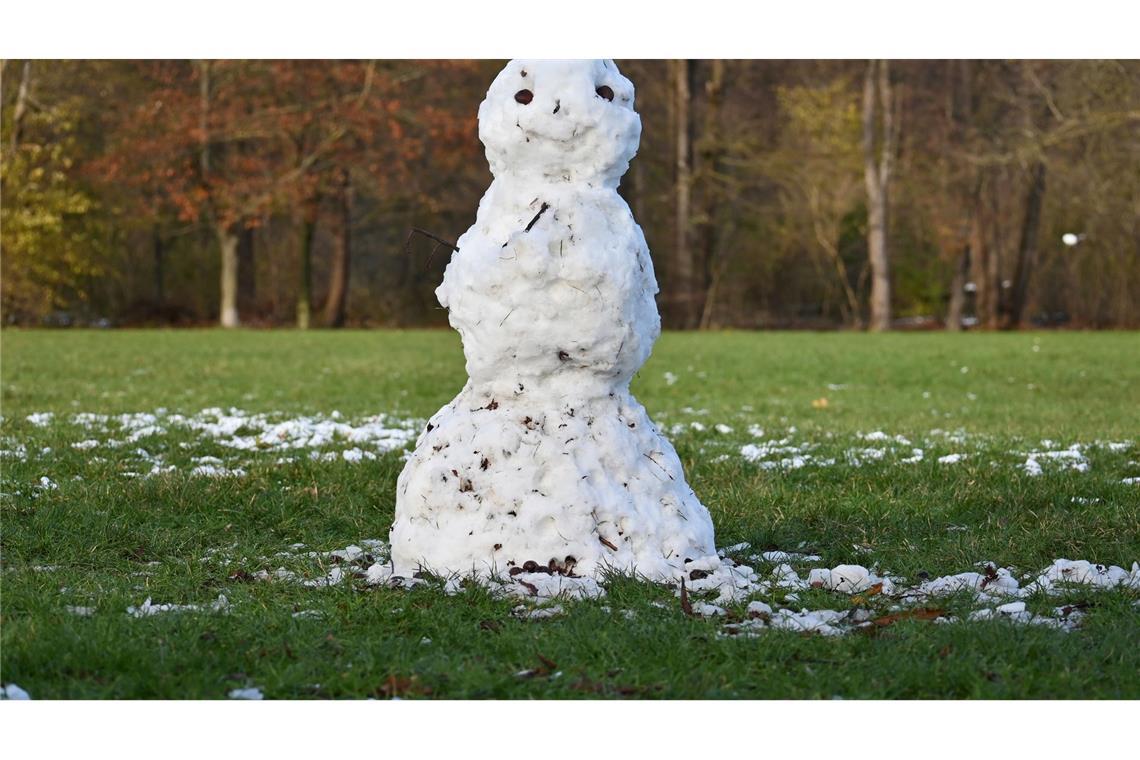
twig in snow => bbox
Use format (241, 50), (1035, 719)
(524, 202), (550, 232)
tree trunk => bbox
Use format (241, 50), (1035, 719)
(217, 224), (240, 329)
(985, 179), (1004, 329)
(969, 187), (992, 328)
(9, 61), (32, 153)
(695, 59), (726, 330)
(237, 224), (256, 319)
(197, 60), (239, 329)
(862, 60), (895, 332)
(672, 59), (695, 329)
(323, 171), (352, 328)
(153, 226), (165, 307)
(946, 246), (969, 331)
(1005, 162), (1047, 330)
(297, 207), (317, 330)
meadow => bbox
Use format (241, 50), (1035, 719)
(2, 329), (1138, 699)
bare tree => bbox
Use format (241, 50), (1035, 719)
(296, 196), (318, 330)
(946, 245), (970, 331)
(9, 61), (32, 153)
(196, 61), (241, 328)
(672, 59), (695, 328)
(696, 59), (727, 329)
(1005, 162), (1046, 328)
(862, 59), (896, 331)
(323, 170), (352, 328)
(237, 225), (256, 318)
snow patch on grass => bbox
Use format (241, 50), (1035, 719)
(127, 594), (229, 618)
(228, 686), (264, 700)
(11, 407), (420, 481)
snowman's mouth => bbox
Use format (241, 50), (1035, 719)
(518, 120), (595, 146)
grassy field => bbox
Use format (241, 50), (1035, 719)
(2, 329), (1138, 699)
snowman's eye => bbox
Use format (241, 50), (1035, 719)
(515, 89), (533, 105)
(596, 85), (614, 102)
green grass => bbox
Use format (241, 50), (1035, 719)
(2, 329), (1138, 699)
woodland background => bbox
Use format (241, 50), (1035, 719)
(2, 59), (1138, 330)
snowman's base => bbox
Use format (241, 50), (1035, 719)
(390, 382), (715, 580)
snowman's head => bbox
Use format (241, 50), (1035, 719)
(479, 59), (641, 188)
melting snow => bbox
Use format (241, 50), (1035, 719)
(11, 407), (419, 481)
(127, 594), (230, 618)
(2, 684), (31, 700)
(228, 687), (264, 700)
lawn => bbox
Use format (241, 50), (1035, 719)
(1, 329), (1138, 699)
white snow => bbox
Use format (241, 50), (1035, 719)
(228, 687), (264, 700)
(213, 539), (1130, 639)
(2, 684), (31, 700)
(807, 564), (892, 594)
(127, 594), (229, 618)
(937, 453), (966, 464)
(190, 464), (247, 478)
(390, 60), (715, 581)
(1021, 559), (1139, 594)
(692, 602), (726, 617)
(514, 604), (564, 619)
(718, 542), (751, 556)
(769, 608), (847, 636)
(746, 600), (773, 617)
(24, 407), (420, 479)
(1022, 444), (1090, 476)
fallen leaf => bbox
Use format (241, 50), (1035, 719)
(850, 582), (884, 605)
(869, 607), (946, 628)
(377, 674), (432, 698)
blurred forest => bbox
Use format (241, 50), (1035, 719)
(2, 59), (1138, 330)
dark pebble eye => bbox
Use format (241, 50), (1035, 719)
(515, 89), (533, 105)
(596, 85), (614, 101)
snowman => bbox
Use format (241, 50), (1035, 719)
(390, 60), (716, 581)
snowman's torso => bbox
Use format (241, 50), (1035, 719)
(438, 180), (658, 400)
